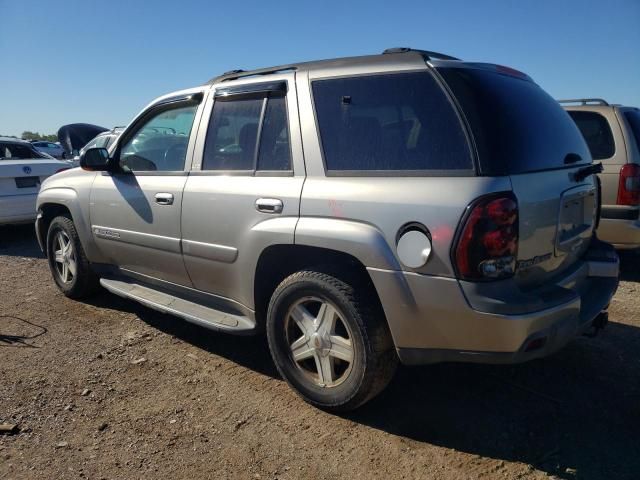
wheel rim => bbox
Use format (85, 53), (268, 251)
(53, 230), (76, 284)
(284, 296), (355, 388)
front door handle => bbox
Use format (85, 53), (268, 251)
(255, 198), (283, 214)
(155, 193), (174, 205)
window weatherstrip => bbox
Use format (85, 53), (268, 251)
(253, 97), (268, 170)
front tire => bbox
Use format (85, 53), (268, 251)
(46, 215), (99, 298)
(266, 269), (397, 412)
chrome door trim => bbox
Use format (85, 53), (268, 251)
(181, 239), (239, 263)
(92, 225), (181, 253)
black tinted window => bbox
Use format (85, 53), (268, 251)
(203, 94), (291, 171)
(0, 142), (43, 159)
(257, 96), (291, 171)
(567, 111), (615, 160)
(312, 72), (472, 172)
(439, 67), (591, 175)
(203, 97), (262, 170)
(624, 110), (640, 152)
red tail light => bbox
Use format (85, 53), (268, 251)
(453, 193), (519, 280)
(617, 164), (640, 206)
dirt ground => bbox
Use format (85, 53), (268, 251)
(0, 224), (638, 480)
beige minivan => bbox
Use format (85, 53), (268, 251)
(562, 99), (640, 249)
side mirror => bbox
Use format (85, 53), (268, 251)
(80, 147), (111, 171)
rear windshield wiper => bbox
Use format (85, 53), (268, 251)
(573, 162), (603, 182)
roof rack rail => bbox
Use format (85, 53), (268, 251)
(557, 98), (609, 106)
(208, 65), (298, 84)
(382, 47), (460, 61)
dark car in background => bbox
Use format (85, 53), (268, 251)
(31, 141), (66, 159)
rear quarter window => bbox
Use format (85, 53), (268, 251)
(623, 110), (640, 153)
(311, 71), (473, 173)
(0, 142), (43, 159)
(566, 111), (615, 160)
(439, 67), (591, 175)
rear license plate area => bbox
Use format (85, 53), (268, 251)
(557, 187), (596, 252)
(15, 176), (40, 188)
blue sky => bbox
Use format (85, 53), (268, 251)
(1, 0), (638, 137)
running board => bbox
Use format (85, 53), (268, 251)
(99, 278), (256, 334)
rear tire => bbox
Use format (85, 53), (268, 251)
(46, 215), (99, 298)
(266, 268), (397, 412)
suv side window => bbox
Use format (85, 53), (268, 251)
(94, 136), (109, 148)
(624, 110), (640, 152)
(566, 111), (615, 160)
(311, 72), (472, 172)
(119, 104), (198, 172)
(202, 93), (291, 172)
(257, 96), (291, 171)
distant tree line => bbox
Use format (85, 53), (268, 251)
(20, 131), (58, 142)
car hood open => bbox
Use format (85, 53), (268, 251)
(57, 124), (109, 155)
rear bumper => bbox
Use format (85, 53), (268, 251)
(597, 206), (640, 249)
(368, 241), (619, 365)
(0, 194), (37, 225)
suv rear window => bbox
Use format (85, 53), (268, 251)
(311, 72), (473, 173)
(439, 67), (591, 175)
(624, 110), (640, 152)
(566, 111), (615, 160)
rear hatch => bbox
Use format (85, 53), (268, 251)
(439, 65), (597, 287)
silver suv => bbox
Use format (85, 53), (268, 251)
(36, 49), (619, 411)
(561, 99), (640, 249)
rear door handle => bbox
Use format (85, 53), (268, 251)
(255, 198), (283, 214)
(155, 193), (174, 205)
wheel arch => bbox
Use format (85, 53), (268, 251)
(253, 244), (388, 332)
(37, 202), (72, 254)
(36, 188), (100, 261)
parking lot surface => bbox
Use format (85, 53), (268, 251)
(1, 225), (639, 480)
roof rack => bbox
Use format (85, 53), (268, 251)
(207, 48), (460, 85)
(208, 65), (298, 84)
(382, 47), (460, 61)
(557, 98), (609, 106)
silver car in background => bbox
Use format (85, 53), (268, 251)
(70, 127), (124, 166)
(36, 49), (619, 411)
(31, 141), (66, 159)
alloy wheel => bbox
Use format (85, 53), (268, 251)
(284, 296), (355, 388)
(53, 231), (77, 284)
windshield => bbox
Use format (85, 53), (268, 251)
(0, 142), (46, 160)
(438, 66), (591, 175)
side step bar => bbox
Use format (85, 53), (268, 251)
(100, 278), (256, 334)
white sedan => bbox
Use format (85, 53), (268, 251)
(0, 137), (72, 225)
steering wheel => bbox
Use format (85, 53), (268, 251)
(120, 154), (157, 172)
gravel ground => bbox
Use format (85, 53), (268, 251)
(1, 224), (639, 480)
